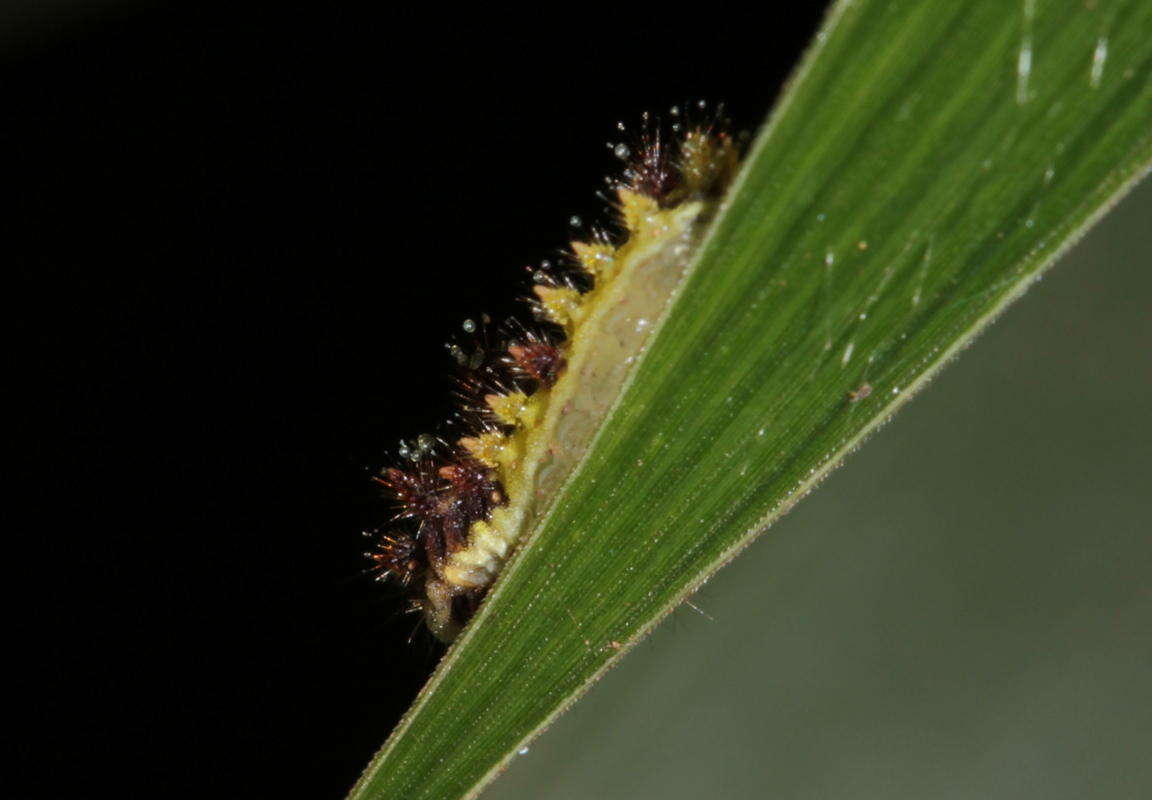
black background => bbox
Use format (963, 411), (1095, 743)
(10, 2), (827, 797)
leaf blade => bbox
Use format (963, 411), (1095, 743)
(350, 2), (1152, 797)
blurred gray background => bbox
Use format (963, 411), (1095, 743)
(491, 179), (1151, 799)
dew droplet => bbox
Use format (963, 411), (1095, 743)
(462, 318), (476, 333)
(613, 143), (631, 160)
(1090, 36), (1108, 88)
(841, 341), (855, 366)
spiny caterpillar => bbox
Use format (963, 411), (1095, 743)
(364, 103), (742, 642)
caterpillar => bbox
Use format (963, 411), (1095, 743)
(364, 103), (742, 642)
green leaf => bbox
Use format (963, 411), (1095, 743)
(349, 2), (1152, 798)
